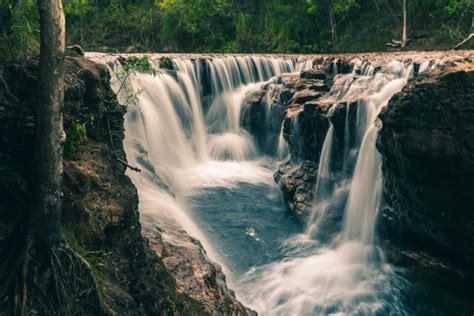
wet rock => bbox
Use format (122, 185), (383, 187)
(274, 158), (318, 216)
(289, 89), (323, 105)
(308, 80), (331, 92)
(333, 58), (353, 74)
(241, 89), (266, 132)
(143, 223), (255, 316)
(239, 66), (338, 217)
(300, 69), (327, 80)
(158, 56), (174, 70)
(329, 101), (359, 172)
(284, 102), (331, 162)
(377, 64), (474, 268)
(242, 74), (299, 154)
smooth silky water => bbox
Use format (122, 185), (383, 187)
(91, 54), (446, 315)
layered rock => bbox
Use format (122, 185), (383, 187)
(377, 63), (474, 268)
(241, 74), (299, 155)
(274, 158), (318, 215)
(241, 57), (357, 215)
(242, 52), (474, 226)
(241, 66), (331, 215)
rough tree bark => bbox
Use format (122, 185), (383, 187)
(328, 0), (338, 49)
(401, 0), (407, 48)
(33, 0), (65, 250)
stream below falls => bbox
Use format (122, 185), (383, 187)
(94, 54), (464, 315)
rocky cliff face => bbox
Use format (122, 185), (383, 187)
(0, 56), (250, 315)
(242, 57), (352, 215)
(377, 63), (474, 269)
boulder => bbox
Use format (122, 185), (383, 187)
(274, 158), (318, 216)
(377, 65), (474, 268)
(283, 102), (331, 162)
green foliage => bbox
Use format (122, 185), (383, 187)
(63, 0), (94, 17)
(159, 0), (234, 52)
(158, 57), (173, 70)
(0, 0), (472, 58)
(306, 0), (359, 15)
(64, 116), (93, 160)
(445, 0), (471, 15)
(0, 0), (39, 62)
(122, 56), (156, 74)
(334, 0), (359, 15)
(63, 227), (105, 289)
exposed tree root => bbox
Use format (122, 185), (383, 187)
(2, 238), (103, 315)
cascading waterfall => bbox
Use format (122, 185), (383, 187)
(342, 70), (413, 247)
(99, 54), (312, 279)
(174, 59), (209, 160)
(204, 56), (297, 161)
(239, 60), (416, 315)
(276, 123), (289, 160)
(87, 52), (441, 315)
(306, 125), (334, 238)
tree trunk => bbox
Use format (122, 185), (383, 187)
(34, 0), (66, 249)
(328, 0), (337, 49)
(80, 7), (84, 44)
(402, 0), (407, 48)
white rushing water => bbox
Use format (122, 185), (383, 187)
(102, 55), (311, 279)
(238, 60), (415, 315)
(88, 53), (438, 315)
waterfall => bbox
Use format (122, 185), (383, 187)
(342, 72), (413, 247)
(93, 54), (312, 285)
(240, 59), (415, 315)
(115, 54), (304, 172)
(276, 123), (289, 160)
(308, 61), (414, 247)
(203, 56), (300, 160)
(174, 59), (209, 160)
(86, 53), (434, 315)
(306, 125), (334, 238)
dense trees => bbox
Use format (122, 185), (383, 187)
(307, 0), (359, 48)
(0, 0), (472, 60)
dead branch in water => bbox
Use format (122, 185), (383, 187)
(117, 158), (141, 172)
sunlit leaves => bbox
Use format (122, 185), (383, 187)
(445, 0), (472, 16)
